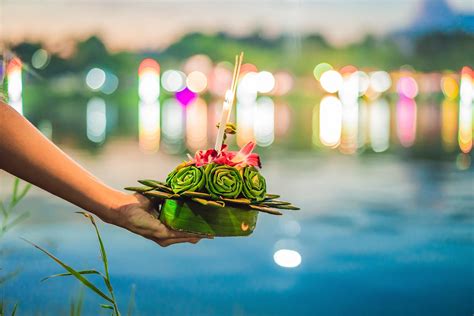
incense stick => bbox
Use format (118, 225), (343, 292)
(214, 52), (244, 151)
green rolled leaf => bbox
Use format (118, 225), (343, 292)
(205, 163), (243, 199)
(241, 167), (266, 202)
(166, 166), (205, 194)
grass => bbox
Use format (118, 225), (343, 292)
(0, 178), (31, 240)
(0, 302), (18, 316)
(0, 177), (31, 315)
(23, 212), (121, 315)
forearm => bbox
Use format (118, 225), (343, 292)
(0, 101), (128, 218)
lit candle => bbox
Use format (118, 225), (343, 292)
(214, 89), (233, 151)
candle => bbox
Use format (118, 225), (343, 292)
(214, 90), (233, 150)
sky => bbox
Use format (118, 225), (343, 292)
(1, 0), (473, 52)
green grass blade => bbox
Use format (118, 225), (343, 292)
(75, 287), (85, 316)
(22, 238), (113, 303)
(76, 212), (110, 281)
(11, 178), (20, 206)
(0, 201), (7, 217)
(76, 212), (120, 315)
(100, 304), (114, 310)
(127, 284), (136, 316)
(16, 183), (32, 204)
(11, 303), (18, 316)
(42, 269), (104, 282)
(5, 212), (29, 231)
(70, 286), (85, 316)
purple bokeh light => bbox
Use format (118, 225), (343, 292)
(175, 87), (197, 107)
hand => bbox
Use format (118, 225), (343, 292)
(101, 193), (210, 247)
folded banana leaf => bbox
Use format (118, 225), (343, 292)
(160, 199), (258, 237)
(125, 179), (299, 237)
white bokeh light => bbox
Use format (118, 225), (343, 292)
(319, 96), (343, 147)
(86, 97), (107, 143)
(370, 71), (392, 93)
(273, 249), (302, 268)
(186, 71), (207, 93)
(139, 70), (160, 103)
(162, 70), (186, 92)
(256, 71), (276, 93)
(320, 70), (343, 93)
(86, 68), (106, 90)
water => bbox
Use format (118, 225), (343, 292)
(1, 141), (472, 315)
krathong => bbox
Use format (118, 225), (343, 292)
(125, 53), (299, 236)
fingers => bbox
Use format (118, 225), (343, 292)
(153, 237), (202, 247)
(165, 229), (213, 239)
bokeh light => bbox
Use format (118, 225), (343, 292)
(273, 71), (293, 96)
(138, 59), (160, 104)
(236, 100), (256, 147)
(86, 68), (106, 91)
(186, 98), (208, 151)
(237, 72), (258, 103)
(369, 99), (390, 152)
(340, 101), (358, 154)
(338, 74), (359, 104)
(186, 71), (207, 93)
(175, 87), (197, 107)
(313, 62), (333, 81)
(31, 49), (50, 70)
(441, 99), (458, 152)
(183, 54), (213, 75)
(319, 96), (342, 147)
(397, 76), (418, 99)
(162, 98), (185, 154)
(370, 71), (392, 93)
(458, 67), (473, 153)
(273, 249), (302, 268)
(161, 70), (186, 92)
(101, 72), (119, 95)
(7, 57), (23, 114)
(139, 101), (160, 153)
(320, 70), (343, 93)
(440, 75), (459, 100)
(353, 71), (370, 95)
(86, 97), (107, 143)
(254, 97), (275, 147)
(208, 63), (232, 96)
(256, 71), (275, 94)
(396, 97), (417, 147)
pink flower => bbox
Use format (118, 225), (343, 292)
(194, 148), (218, 167)
(230, 141), (261, 168)
(189, 141), (261, 168)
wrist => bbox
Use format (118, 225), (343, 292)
(93, 188), (136, 223)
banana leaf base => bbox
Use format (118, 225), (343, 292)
(159, 199), (259, 237)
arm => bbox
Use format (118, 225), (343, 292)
(0, 101), (204, 246)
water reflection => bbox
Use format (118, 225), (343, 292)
(139, 101), (160, 153)
(186, 98), (207, 152)
(162, 99), (185, 154)
(396, 97), (417, 148)
(254, 97), (275, 147)
(273, 249), (302, 268)
(441, 99), (458, 151)
(369, 99), (390, 153)
(86, 97), (107, 144)
(458, 68), (473, 154)
(319, 96), (342, 148)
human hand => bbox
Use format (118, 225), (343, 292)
(101, 193), (210, 247)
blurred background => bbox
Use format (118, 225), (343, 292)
(0, 0), (473, 315)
